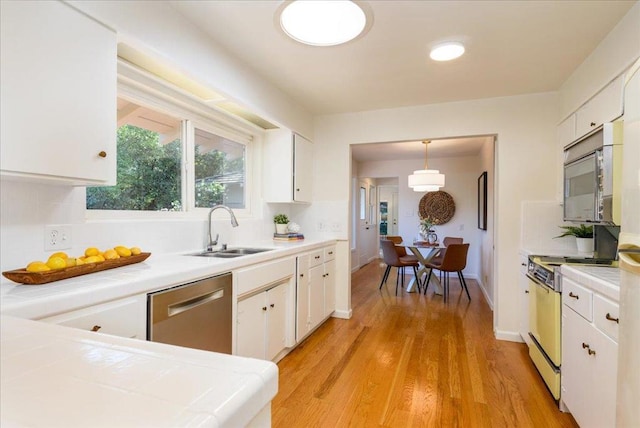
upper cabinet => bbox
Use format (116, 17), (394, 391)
(0, 1), (117, 185)
(263, 129), (312, 203)
(574, 74), (624, 140)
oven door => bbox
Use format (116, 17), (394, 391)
(564, 153), (597, 222)
(528, 275), (562, 366)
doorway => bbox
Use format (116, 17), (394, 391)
(378, 185), (398, 237)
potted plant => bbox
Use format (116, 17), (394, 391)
(274, 214), (289, 234)
(555, 224), (594, 253)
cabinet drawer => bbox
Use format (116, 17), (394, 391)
(309, 249), (324, 268)
(236, 257), (295, 296)
(40, 296), (145, 339)
(562, 277), (593, 321)
(593, 294), (619, 342)
(324, 246), (336, 262)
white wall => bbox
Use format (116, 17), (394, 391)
(314, 92), (558, 340)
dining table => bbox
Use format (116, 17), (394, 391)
(402, 241), (445, 295)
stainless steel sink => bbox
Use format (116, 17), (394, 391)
(187, 247), (273, 258)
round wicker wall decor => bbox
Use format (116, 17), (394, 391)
(418, 191), (455, 224)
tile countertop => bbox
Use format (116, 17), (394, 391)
(1, 239), (335, 320)
(0, 315), (278, 427)
(561, 264), (621, 302)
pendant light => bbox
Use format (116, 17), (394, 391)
(408, 141), (445, 192)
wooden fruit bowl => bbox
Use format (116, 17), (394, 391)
(2, 253), (151, 285)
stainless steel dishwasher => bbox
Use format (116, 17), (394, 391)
(147, 272), (232, 354)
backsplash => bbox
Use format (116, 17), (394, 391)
(521, 201), (578, 254)
(0, 180), (273, 273)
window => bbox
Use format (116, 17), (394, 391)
(194, 128), (245, 209)
(87, 99), (183, 211)
(88, 91), (250, 213)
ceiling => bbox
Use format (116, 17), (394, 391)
(169, 0), (635, 161)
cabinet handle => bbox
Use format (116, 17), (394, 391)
(605, 313), (619, 323)
(525, 290), (529, 294)
(569, 292), (579, 299)
(315, 256), (321, 259)
(296, 188), (300, 192)
(90, 325), (102, 332)
(300, 273), (304, 278)
(582, 342), (590, 349)
(98, 151), (107, 158)
(588, 348), (596, 356)
(590, 121), (596, 127)
(521, 263), (526, 266)
(329, 251), (333, 255)
(262, 306), (267, 311)
(270, 303), (275, 308)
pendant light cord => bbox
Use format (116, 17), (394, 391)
(423, 140), (430, 169)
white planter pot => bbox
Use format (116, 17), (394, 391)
(275, 223), (288, 234)
(576, 237), (594, 253)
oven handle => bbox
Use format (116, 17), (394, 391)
(526, 273), (551, 293)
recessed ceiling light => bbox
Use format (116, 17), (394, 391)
(279, 0), (367, 47)
(430, 42), (465, 61)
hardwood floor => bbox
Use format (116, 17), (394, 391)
(272, 259), (578, 427)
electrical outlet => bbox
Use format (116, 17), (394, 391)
(45, 224), (72, 251)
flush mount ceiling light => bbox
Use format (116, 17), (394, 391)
(408, 141), (445, 192)
(279, 0), (367, 46)
(430, 42), (465, 61)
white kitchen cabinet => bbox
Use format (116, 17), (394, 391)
(296, 245), (336, 342)
(574, 74), (624, 140)
(323, 247), (336, 318)
(263, 129), (313, 203)
(518, 254), (530, 345)
(561, 275), (619, 428)
(0, 0), (117, 185)
(237, 281), (288, 361)
(39, 294), (146, 339)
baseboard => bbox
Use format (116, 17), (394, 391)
(332, 308), (352, 319)
(494, 329), (524, 343)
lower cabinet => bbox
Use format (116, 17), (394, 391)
(237, 281), (289, 361)
(296, 245), (336, 342)
(561, 274), (619, 428)
(39, 295), (146, 339)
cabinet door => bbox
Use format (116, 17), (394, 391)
(237, 292), (267, 359)
(293, 134), (313, 202)
(575, 75), (624, 139)
(562, 305), (618, 428)
(309, 264), (325, 329)
(0, 1), (116, 185)
(266, 283), (288, 360)
(556, 115), (575, 202)
(296, 254), (311, 342)
(40, 295), (146, 339)
(519, 258), (530, 344)
(323, 258), (336, 318)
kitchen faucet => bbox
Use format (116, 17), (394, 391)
(207, 205), (239, 251)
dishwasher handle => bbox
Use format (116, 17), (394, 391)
(167, 288), (224, 317)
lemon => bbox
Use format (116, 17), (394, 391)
(45, 256), (66, 270)
(130, 247), (141, 256)
(49, 251), (68, 260)
(85, 247), (100, 257)
(76, 257), (86, 266)
(114, 246), (132, 257)
(84, 255), (102, 264)
(26, 261), (51, 272)
(64, 257), (77, 267)
(103, 249), (120, 260)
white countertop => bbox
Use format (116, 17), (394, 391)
(0, 315), (278, 427)
(1, 239), (335, 319)
(0, 239), (335, 427)
(561, 264), (621, 302)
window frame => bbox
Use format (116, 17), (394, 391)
(86, 61), (258, 221)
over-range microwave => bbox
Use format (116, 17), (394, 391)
(563, 122), (623, 225)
